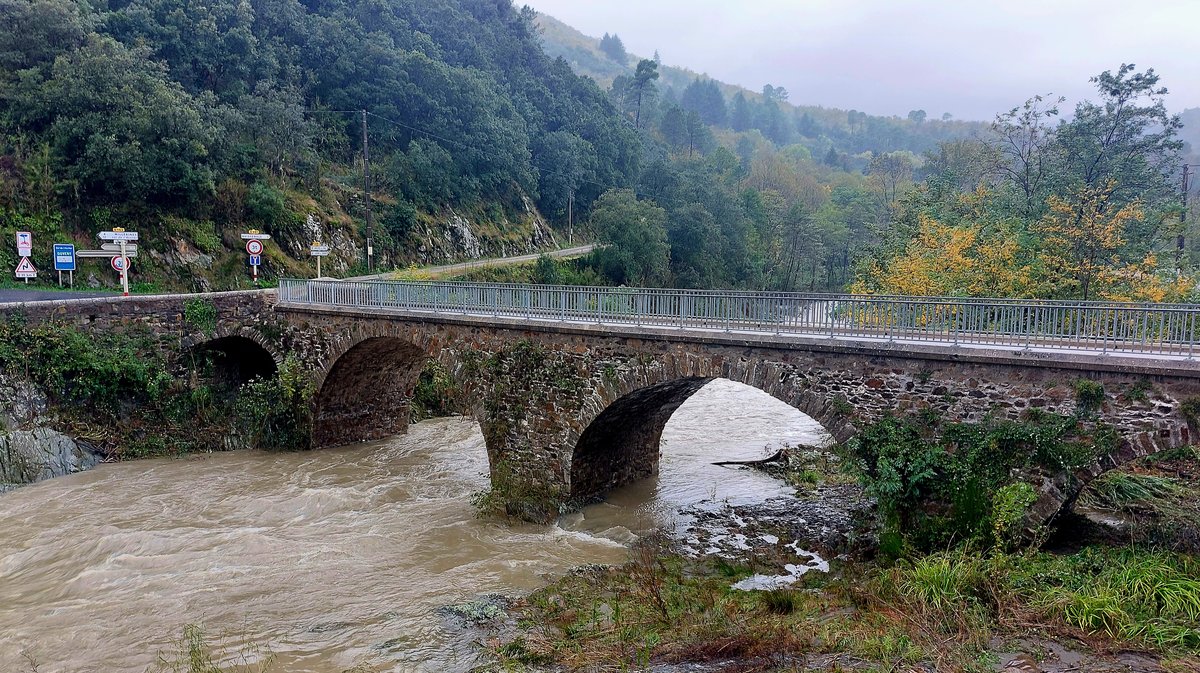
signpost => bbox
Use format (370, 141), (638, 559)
(14, 231), (33, 283)
(100, 228), (137, 296)
(310, 241), (330, 278)
(14, 256), (36, 280)
(53, 243), (75, 287)
(241, 230), (271, 284)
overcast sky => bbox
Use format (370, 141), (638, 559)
(522, 0), (1200, 121)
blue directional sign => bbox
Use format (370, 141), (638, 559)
(53, 244), (75, 271)
(248, 254), (262, 267)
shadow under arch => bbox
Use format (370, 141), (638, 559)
(312, 336), (428, 447)
(193, 334), (279, 387)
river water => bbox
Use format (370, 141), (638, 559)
(0, 379), (828, 673)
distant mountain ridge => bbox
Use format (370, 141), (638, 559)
(533, 12), (989, 157)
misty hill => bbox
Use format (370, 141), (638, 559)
(534, 12), (989, 157)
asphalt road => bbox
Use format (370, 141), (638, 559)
(348, 243), (599, 281)
(0, 288), (116, 303)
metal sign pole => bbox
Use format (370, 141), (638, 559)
(119, 239), (129, 296)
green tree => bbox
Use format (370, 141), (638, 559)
(589, 188), (670, 286)
(598, 32), (627, 64)
(625, 59), (660, 130)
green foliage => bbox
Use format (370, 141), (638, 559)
(0, 318), (171, 413)
(233, 356), (313, 451)
(844, 412), (1108, 551)
(1010, 548), (1200, 649)
(1074, 379), (1105, 412)
(588, 189), (670, 286)
(410, 359), (455, 421)
(991, 482), (1038, 550)
(183, 298), (218, 336)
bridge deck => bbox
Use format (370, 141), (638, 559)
(276, 300), (1200, 379)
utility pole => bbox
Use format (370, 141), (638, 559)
(362, 109), (373, 273)
(1182, 163), (1194, 273)
(567, 190), (574, 245)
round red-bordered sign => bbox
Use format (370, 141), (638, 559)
(110, 256), (130, 272)
(246, 240), (264, 255)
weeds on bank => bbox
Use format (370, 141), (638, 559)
(493, 545), (1200, 671)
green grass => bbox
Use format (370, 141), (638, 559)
(495, 545), (1200, 672)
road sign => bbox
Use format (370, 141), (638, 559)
(100, 243), (139, 254)
(16, 231), (32, 257)
(77, 249), (137, 258)
(15, 256), (36, 278)
(310, 244), (331, 256)
(241, 232), (272, 240)
(246, 240), (264, 255)
(249, 254), (262, 266)
(111, 256), (130, 272)
(53, 244), (75, 271)
(99, 230), (139, 242)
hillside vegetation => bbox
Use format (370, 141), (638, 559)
(0, 0), (639, 290)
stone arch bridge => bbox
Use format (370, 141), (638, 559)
(6, 283), (1200, 527)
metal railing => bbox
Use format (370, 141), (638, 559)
(277, 279), (1200, 357)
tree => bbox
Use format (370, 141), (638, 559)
(681, 78), (726, 126)
(730, 92), (752, 132)
(659, 106), (687, 150)
(589, 188), (670, 285)
(1056, 64), (1183, 215)
(762, 84), (788, 102)
(683, 110), (713, 158)
(989, 94), (1064, 218)
(1035, 181), (1146, 300)
(625, 59), (659, 130)
(868, 152), (915, 207)
(907, 109), (926, 124)
(598, 32), (627, 64)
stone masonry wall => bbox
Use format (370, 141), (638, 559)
(275, 305), (1200, 522)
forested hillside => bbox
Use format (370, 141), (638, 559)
(535, 13), (987, 160)
(0, 0), (639, 289)
(526, 15), (1197, 300)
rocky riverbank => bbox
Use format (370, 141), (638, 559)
(467, 444), (1200, 673)
(0, 374), (103, 491)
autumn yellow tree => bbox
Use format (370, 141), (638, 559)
(1035, 182), (1141, 300)
(853, 214), (1034, 297)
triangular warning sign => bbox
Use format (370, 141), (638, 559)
(15, 256), (36, 277)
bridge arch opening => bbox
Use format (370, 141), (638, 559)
(194, 335), (278, 387)
(569, 377), (833, 504)
(313, 336), (428, 448)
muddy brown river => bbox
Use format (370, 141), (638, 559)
(0, 380), (827, 672)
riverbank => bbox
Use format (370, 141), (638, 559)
(478, 447), (1200, 673)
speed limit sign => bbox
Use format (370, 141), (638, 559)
(246, 239), (264, 255)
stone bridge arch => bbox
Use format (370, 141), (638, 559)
(566, 356), (854, 503)
(310, 328), (433, 448)
(184, 327), (284, 387)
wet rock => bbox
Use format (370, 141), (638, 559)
(0, 374), (48, 430)
(0, 428), (100, 489)
(437, 594), (511, 626)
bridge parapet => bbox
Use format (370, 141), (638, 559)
(279, 278), (1200, 359)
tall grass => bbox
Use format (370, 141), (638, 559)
(153, 625), (276, 673)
